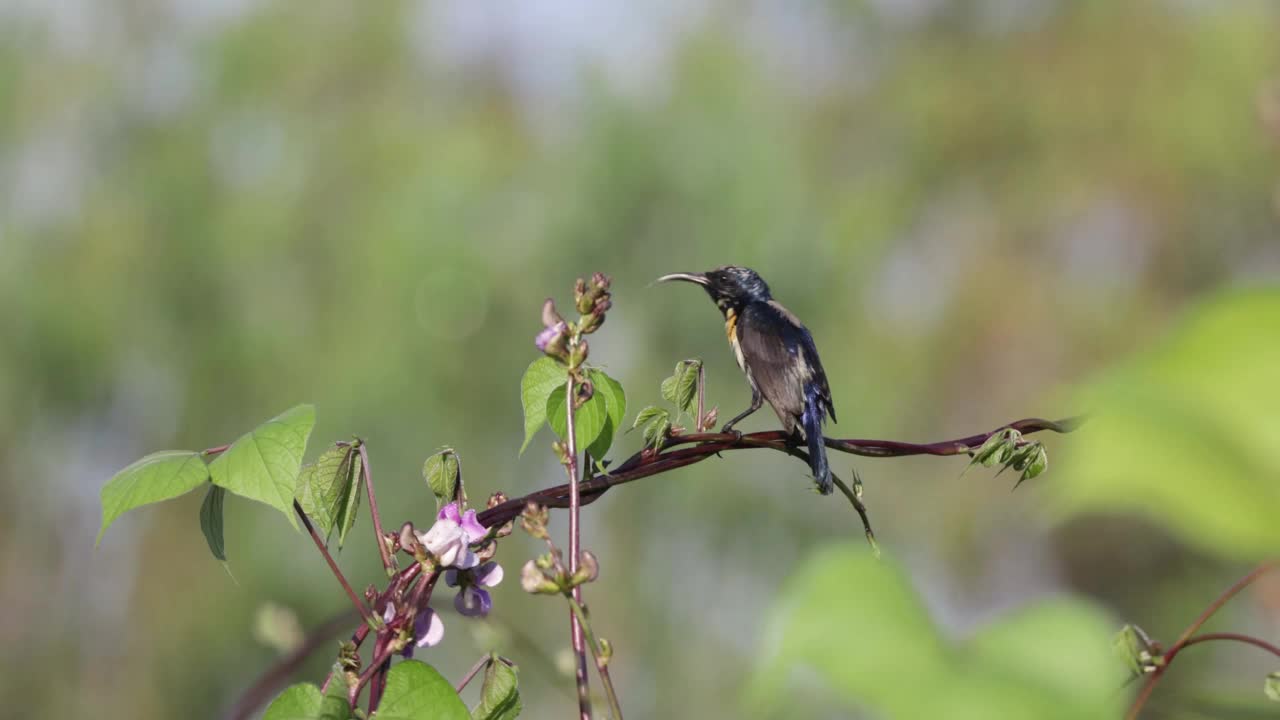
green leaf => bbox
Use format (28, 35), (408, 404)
(586, 418), (614, 464)
(642, 416), (671, 450)
(471, 657), (521, 720)
(631, 406), (671, 451)
(660, 360), (700, 419)
(520, 357), (568, 454)
(546, 384), (608, 454)
(296, 442), (363, 547)
(1265, 672), (1280, 702)
(752, 543), (1121, 719)
(1050, 289), (1280, 560)
(210, 405), (315, 530)
(378, 660), (470, 720)
(423, 448), (462, 509)
(631, 406), (672, 451)
(1018, 444), (1048, 485)
(974, 429), (1017, 467)
(590, 370), (627, 431)
(631, 406), (667, 431)
(261, 676), (352, 720)
(200, 484), (227, 561)
(1113, 624), (1156, 677)
(97, 450), (210, 545)
(585, 370), (626, 460)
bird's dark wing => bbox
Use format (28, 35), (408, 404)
(765, 300), (836, 424)
(737, 301), (836, 429)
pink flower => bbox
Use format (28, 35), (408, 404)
(535, 321), (568, 354)
(415, 502), (487, 569)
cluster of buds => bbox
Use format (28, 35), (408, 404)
(518, 503), (599, 595)
(486, 491), (515, 540)
(521, 549), (599, 596)
(534, 273), (613, 369)
(575, 272), (612, 334)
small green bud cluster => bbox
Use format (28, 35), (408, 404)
(535, 273), (612, 369)
(517, 503), (600, 594)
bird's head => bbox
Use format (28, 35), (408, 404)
(656, 266), (772, 313)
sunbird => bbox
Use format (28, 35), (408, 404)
(657, 266), (836, 494)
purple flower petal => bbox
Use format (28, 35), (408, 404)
(476, 561), (504, 588)
(460, 509), (487, 540)
(415, 608), (445, 648)
(438, 502), (461, 524)
(535, 325), (559, 352)
(455, 547), (479, 570)
(444, 569), (459, 587)
(455, 586), (492, 617)
(382, 602), (396, 624)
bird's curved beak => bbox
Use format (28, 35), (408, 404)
(655, 272), (709, 286)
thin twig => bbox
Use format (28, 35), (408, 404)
(564, 375), (593, 720)
(567, 596), (624, 720)
(1125, 560), (1279, 719)
(478, 417), (1083, 529)
(350, 642), (397, 708)
(367, 650), (391, 714)
(316, 564), (420, 697)
(456, 655), (492, 694)
(358, 442), (395, 575)
(695, 361), (706, 432)
(1179, 632), (1280, 659)
(294, 500), (376, 627)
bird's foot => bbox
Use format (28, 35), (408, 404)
(719, 423), (744, 442)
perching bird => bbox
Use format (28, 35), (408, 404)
(657, 266), (836, 494)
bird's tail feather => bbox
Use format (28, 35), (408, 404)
(802, 384), (832, 495)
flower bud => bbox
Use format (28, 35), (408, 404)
(573, 378), (594, 409)
(521, 560), (561, 595)
(551, 439), (570, 465)
(399, 522), (419, 554)
(578, 312), (603, 335)
(520, 502), (550, 539)
(338, 640), (360, 672)
(536, 321), (569, 360)
(591, 272), (610, 291)
(541, 298), (563, 328)
(568, 339), (589, 368)
(576, 298), (594, 314)
(701, 406), (719, 431)
(571, 550), (599, 586)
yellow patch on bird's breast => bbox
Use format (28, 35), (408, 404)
(723, 308), (738, 343)
(724, 308), (746, 371)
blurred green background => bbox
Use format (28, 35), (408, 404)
(3, 1), (1279, 718)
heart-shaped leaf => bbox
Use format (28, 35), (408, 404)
(377, 660), (470, 720)
(520, 357), (568, 454)
(210, 405), (316, 530)
(471, 656), (521, 720)
(547, 384), (608, 454)
(98, 450), (210, 545)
